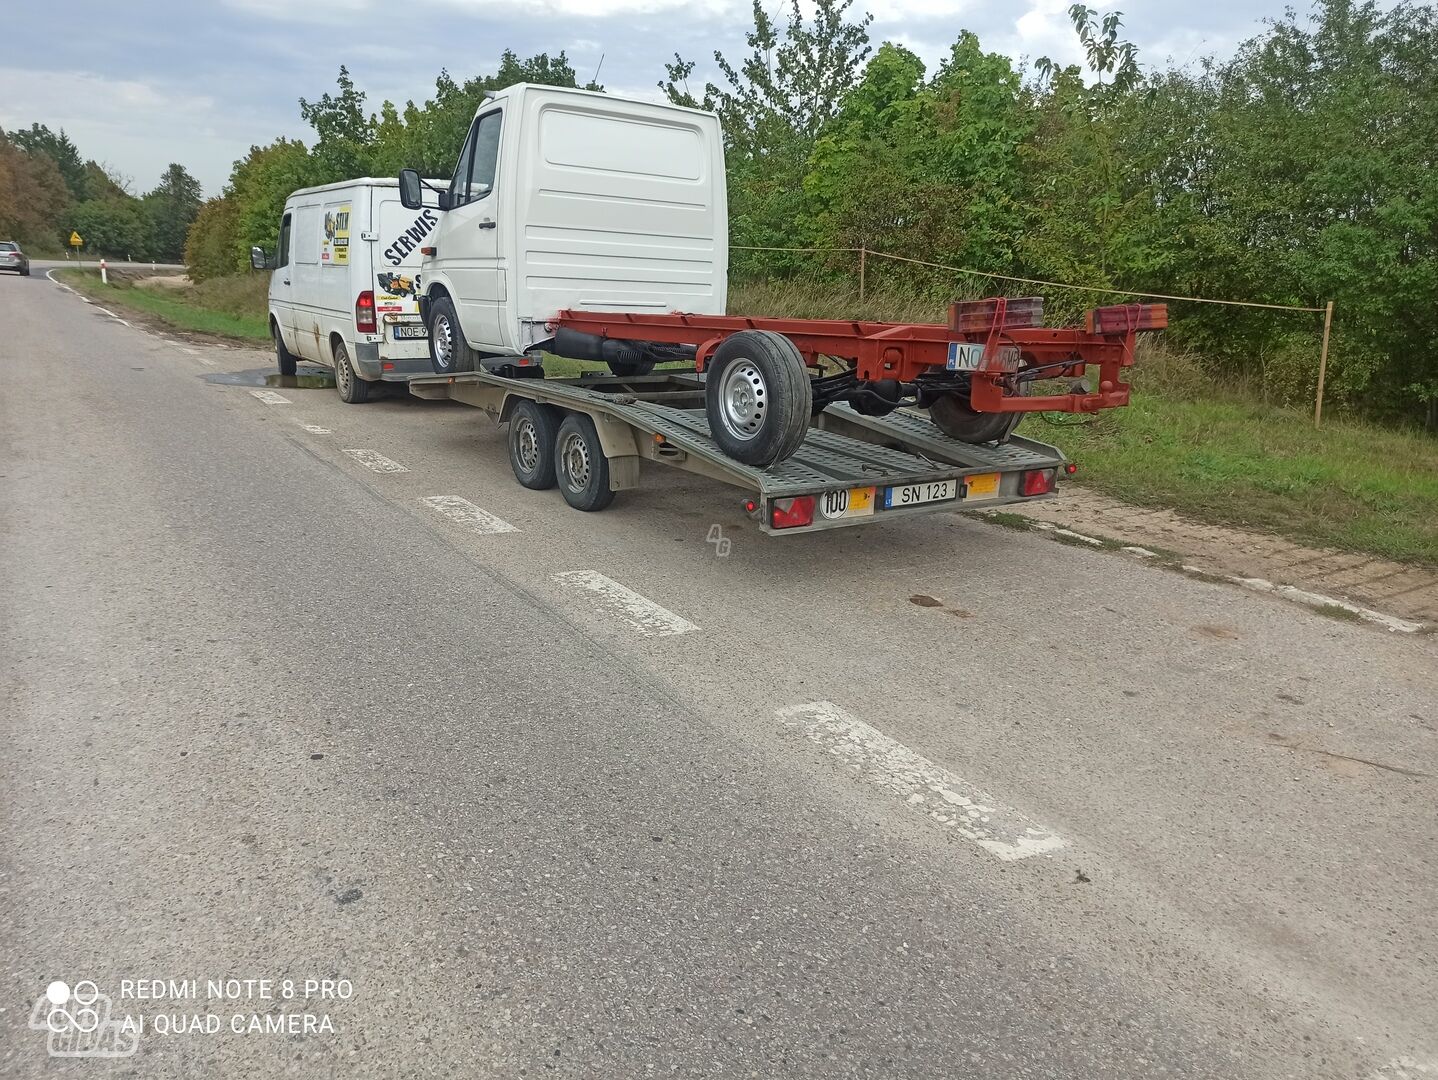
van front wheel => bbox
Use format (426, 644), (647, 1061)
(429, 297), (478, 374)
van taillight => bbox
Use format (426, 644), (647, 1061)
(355, 291), (376, 334)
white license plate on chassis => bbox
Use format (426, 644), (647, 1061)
(392, 324), (428, 340)
(883, 479), (958, 509)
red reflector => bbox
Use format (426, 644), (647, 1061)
(770, 495), (816, 529)
(743, 499), (758, 514)
(355, 290), (376, 334)
(381, 362), (394, 371)
(1021, 469), (1055, 496)
(420, 246), (436, 256)
(1064, 463), (1078, 475)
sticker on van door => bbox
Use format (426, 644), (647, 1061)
(377, 273), (416, 298)
(382, 208), (439, 266)
(322, 203), (350, 265)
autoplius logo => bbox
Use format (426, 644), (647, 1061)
(383, 208), (440, 266)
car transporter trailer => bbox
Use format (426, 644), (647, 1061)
(408, 365), (1078, 536)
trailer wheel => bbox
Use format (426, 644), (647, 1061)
(705, 330), (812, 467)
(333, 339), (371, 404)
(428, 296), (477, 374)
(928, 395), (1022, 444)
(273, 320), (297, 377)
(554, 413), (616, 512)
(508, 400), (561, 490)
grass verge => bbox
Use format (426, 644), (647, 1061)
(54, 268), (270, 343)
(1038, 392), (1438, 566)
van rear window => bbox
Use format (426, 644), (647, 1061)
(539, 109), (703, 181)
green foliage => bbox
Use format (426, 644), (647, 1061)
(184, 196), (241, 282)
(0, 133), (71, 246)
(69, 197), (151, 258)
(143, 164), (203, 262)
(6, 123), (89, 201)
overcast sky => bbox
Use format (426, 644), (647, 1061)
(4, 0), (1284, 198)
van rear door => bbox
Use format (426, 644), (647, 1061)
(374, 195), (440, 363)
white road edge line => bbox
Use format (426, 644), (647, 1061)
(422, 495), (518, 535)
(301, 423), (332, 434)
(341, 448), (410, 474)
(250, 390), (291, 405)
(776, 701), (1068, 862)
(552, 570), (697, 636)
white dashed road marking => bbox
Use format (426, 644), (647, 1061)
(776, 701), (1068, 861)
(301, 424), (332, 434)
(552, 570), (697, 636)
(422, 496), (518, 535)
(250, 390), (291, 405)
(342, 449), (409, 474)
(197, 357), (217, 366)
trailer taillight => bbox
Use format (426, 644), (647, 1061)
(1085, 303), (1168, 335)
(950, 296), (1044, 335)
(355, 291), (376, 334)
(770, 496), (816, 530)
(1021, 469), (1055, 496)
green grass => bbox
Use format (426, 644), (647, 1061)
(1035, 391), (1438, 565)
(55, 268), (270, 342)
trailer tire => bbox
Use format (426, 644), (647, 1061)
(333, 339), (371, 404)
(705, 330), (812, 467)
(273, 320), (297, 377)
(428, 296), (478, 374)
(554, 413), (615, 512)
(508, 400), (561, 490)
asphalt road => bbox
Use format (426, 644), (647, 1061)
(2, 272), (1434, 1078)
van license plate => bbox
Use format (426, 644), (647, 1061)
(393, 325), (428, 340)
(883, 480), (957, 509)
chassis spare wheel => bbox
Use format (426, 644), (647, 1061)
(704, 330), (812, 467)
(928, 372), (1031, 444)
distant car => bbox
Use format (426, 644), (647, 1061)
(0, 241), (30, 276)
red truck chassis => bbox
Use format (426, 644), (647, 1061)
(553, 297), (1167, 417)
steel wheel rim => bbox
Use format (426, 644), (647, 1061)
(434, 315), (454, 369)
(515, 416), (541, 473)
(560, 431), (591, 491)
(719, 359), (766, 441)
(335, 347), (350, 392)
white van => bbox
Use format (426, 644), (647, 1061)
(399, 84), (727, 373)
(251, 178), (444, 402)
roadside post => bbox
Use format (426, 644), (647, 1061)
(1314, 299), (1334, 428)
(100, 259), (108, 285)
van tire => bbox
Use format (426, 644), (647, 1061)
(704, 330), (812, 467)
(554, 413), (615, 512)
(333, 340), (371, 404)
(273, 321), (297, 377)
(428, 296), (477, 374)
(508, 400), (561, 490)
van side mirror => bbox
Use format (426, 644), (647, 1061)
(399, 169), (424, 211)
(249, 246), (269, 271)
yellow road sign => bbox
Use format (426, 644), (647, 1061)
(69, 231), (83, 247)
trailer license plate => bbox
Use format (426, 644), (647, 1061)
(393, 324), (428, 340)
(817, 486), (876, 520)
(883, 480), (957, 509)
(964, 472), (1000, 499)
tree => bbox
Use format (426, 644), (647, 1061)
(69, 198), (150, 258)
(0, 133), (72, 247)
(7, 123), (88, 201)
(144, 163), (203, 262)
(185, 195), (241, 281)
(661, 0), (872, 257)
(300, 66), (375, 180)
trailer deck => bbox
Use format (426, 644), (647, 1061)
(408, 368), (1069, 534)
